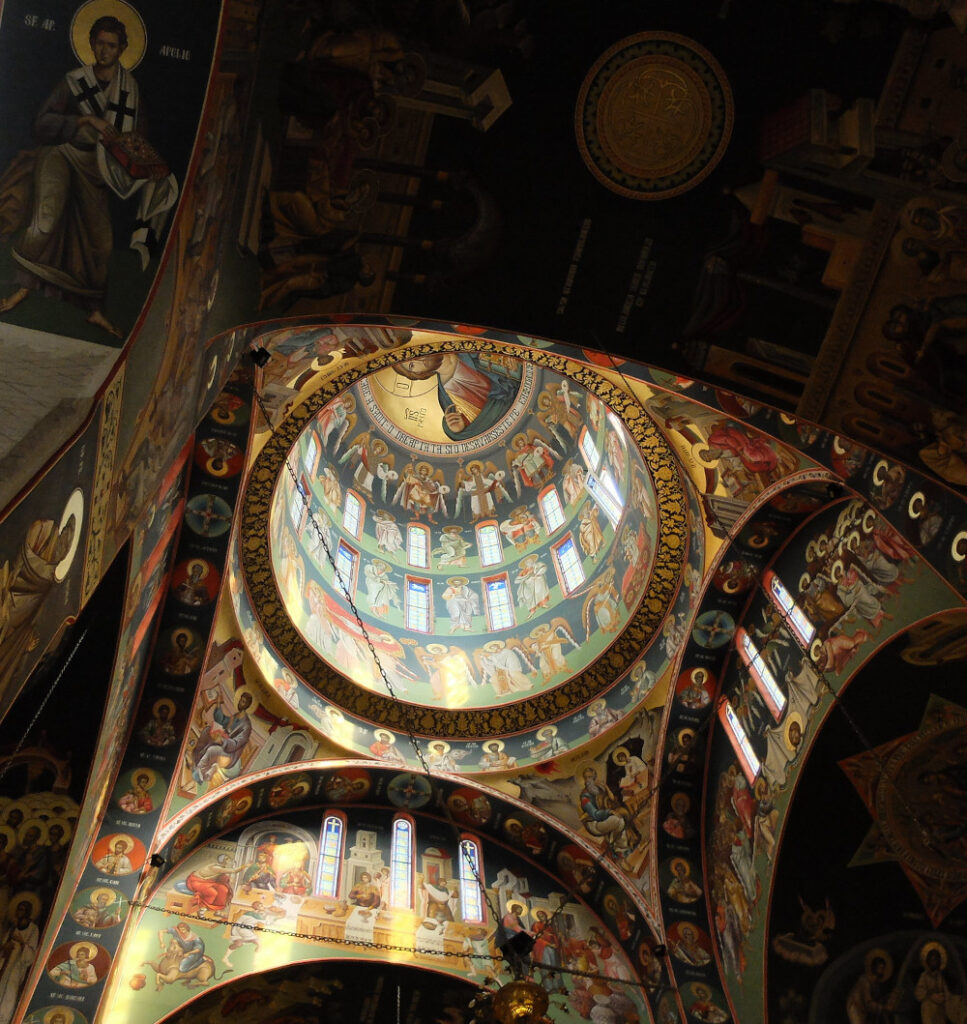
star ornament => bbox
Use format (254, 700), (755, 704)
(840, 695), (967, 926)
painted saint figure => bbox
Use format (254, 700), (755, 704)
(1, 15), (178, 335)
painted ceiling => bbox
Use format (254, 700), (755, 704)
(0, 2), (966, 1024)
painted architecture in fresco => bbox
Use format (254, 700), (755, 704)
(0, 3), (966, 1024)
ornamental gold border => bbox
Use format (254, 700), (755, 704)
(240, 337), (688, 738)
(574, 31), (734, 202)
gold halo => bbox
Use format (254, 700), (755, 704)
(425, 643), (448, 655)
(612, 746), (630, 763)
(20, 819), (48, 844)
(69, 941), (98, 961)
(536, 725), (557, 740)
(506, 900), (527, 916)
(47, 817), (73, 842)
(483, 640), (505, 653)
(374, 730), (395, 744)
(865, 947), (893, 979)
(55, 488), (84, 582)
(442, 525), (462, 534)
(128, 767), (156, 789)
(784, 713), (804, 751)
(429, 740), (451, 755)
(917, 942), (946, 966)
(234, 686), (255, 708)
(104, 833), (132, 852)
(920, 941), (948, 969)
(669, 858), (690, 877)
(589, 699), (607, 716)
(446, 576), (469, 587)
(45, 1009), (77, 1024)
(691, 983), (711, 1001)
(186, 558), (210, 579)
(151, 698), (176, 718)
(483, 739), (505, 752)
(670, 792), (690, 813)
(8, 891), (41, 919)
(90, 887), (119, 905)
(70, 0), (147, 70)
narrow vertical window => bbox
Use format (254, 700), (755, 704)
(390, 817), (414, 909)
(407, 525), (429, 568)
(764, 570), (816, 645)
(343, 490), (364, 538)
(289, 473), (309, 530)
(585, 474), (622, 527)
(736, 628), (786, 721)
(476, 522), (503, 567)
(317, 813), (344, 898)
(405, 577), (432, 633)
(580, 426), (600, 469)
(459, 838), (484, 923)
(335, 541), (358, 597)
(719, 699), (761, 784)
(538, 486), (566, 534)
(304, 432), (319, 475)
(483, 575), (515, 631)
(552, 535), (585, 594)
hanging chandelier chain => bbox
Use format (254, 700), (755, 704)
(253, 385), (502, 929)
(127, 898), (649, 989)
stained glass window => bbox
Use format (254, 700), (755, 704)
(553, 535), (585, 594)
(539, 487), (566, 534)
(459, 838), (484, 923)
(407, 525), (429, 568)
(766, 571), (816, 645)
(405, 578), (431, 633)
(343, 490), (364, 538)
(390, 817), (414, 908)
(737, 628), (786, 721)
(317, 813), (344, 898)
(484, 575), (514, 631)
(335, 541), (358, 596)
(476, 522), (503, 566)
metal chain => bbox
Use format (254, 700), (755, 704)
(128, 898), (648, 988)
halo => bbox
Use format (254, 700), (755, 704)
(442, 525), (462, 534)
(783, 712), (804, 751)
(809, 638), (824, 664)
(865, 947), (893, 979)
(232, 794), (253, 814)
(670, 792), (690, 813)
(371, 559), (389, 572)
(45, 1009), (77, 1024)
(677, 728), (696, 744)
(612, 746), (630, 763)
(483, 640), (505, 653)
(506, 899), (527, 916)
(234, 686), (255, 708)
(70, 0), (147, 70)
(129, 767), (156, 789)
(374, 509), (395, 520)
(151, 698), (176, 718)
(8, 891), (41, 919)
(55, 488), (84, 581)
(692, 668), (708, 686)
(47, 817), (73, 841)
(429, 740), (451, 755)
(483, 738), (505, 752)
(0, 826), (15, 849)
(920, 941), (947, 969)
(425, 643), (448, 655)
(186, 558), (210, 579)
(69, 941), (98, 961)
(669, 857), (690, 877)
(90, 886), (120, 905)
(691, 983), (711, 1001)
(105, 833), (132, 852)
(374, 729), (395, 744)
(20, 819), (48, 844)
(589, 699), (607, 716)
(536, 725), (557, 740)
(446, 576), (469, 587)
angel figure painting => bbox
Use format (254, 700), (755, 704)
(455, 461), (511, 520)
(393, 462), (448, 522)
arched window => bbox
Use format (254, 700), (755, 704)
(552, 534), (585, 594)
(343, 490), (364, 538)
(458, 837), (485, 923)
(764, 570), (815, 646)
(335, 541), (359, 597)
(316, 812), (345, 898)
(405, 577), (432, 633)
(390, 816), (414, 909)
(289, 471), (309, 531)
(538, 486), (566, 534)
(736, 628), (786, 721)
(476, 521), (503, 567)
(483, 574), (515, 631)
(407, 524), (430, 568)
(579, 426), (600, 470)
(719, 699), (761, 785)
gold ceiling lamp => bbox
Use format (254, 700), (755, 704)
(490, 979), (550, 1024)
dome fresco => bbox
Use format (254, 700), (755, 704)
(238, 336), (689, 755)
(269, 348), (658, 711)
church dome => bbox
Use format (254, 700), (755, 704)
(237, 336), (688, 766)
